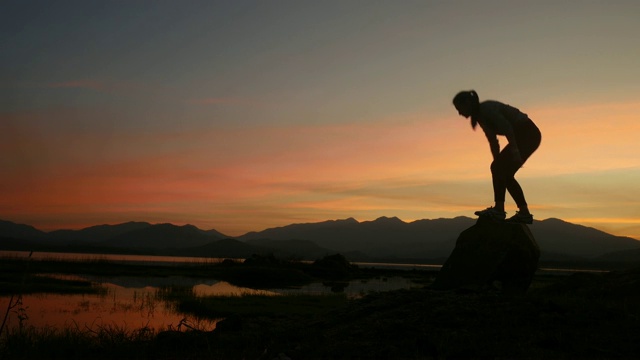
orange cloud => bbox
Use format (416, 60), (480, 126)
(526, 100), (640, 174)
(2, 99), (639, 237)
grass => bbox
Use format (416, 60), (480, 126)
(0, 290), (348, 360)
(3, 253), (639, 359)
(5, 270), (638, 359)
(0, 323), (158, 360)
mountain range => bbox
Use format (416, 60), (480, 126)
(1, 217), (640, 263)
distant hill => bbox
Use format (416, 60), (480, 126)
(165, 238), (263, 258)
(47, 222), (152, 244)
(532, 218), (640, 258)
(597, 248), (640, 263)
(0, 220), (231, 251)
(104, 223), (224, 249)
(240, 216), (640, 260)
(0, 220), (46, 239)
(1, 217), (639, 261)
(244, 239), (339, 259)
(239, 216), (472, 259)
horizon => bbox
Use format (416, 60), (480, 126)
(4, 214), (639, 242)
(2, 2), (639, 240)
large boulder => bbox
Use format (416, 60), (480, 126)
(432, 217), (540, 294)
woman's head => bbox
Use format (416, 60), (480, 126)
(453, 90), (480, 129)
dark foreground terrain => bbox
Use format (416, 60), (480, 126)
(155, 269), (640, 359)
(1, 256), (639, 359)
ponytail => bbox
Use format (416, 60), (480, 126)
(469, 90), (480, 130)
(453, 90), (480, 130)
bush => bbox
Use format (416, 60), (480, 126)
(310, 254), (358, 279)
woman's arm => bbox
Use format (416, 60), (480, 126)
(484, 130), (500, 160)
(479, 101), (527, 165)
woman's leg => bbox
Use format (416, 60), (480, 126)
(492, 145), (534, 210)
(506, 177), (528, 211)
(490, 148), (516, 209)
(502, 121), (542, 212)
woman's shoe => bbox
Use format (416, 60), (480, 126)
(474, 207), (506, 221)
(507, 211), (533, 224)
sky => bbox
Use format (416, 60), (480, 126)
(1, 0), (639, 239)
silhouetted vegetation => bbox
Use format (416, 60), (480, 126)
(0, 253), (366, 292)
(0, 251), (619, 296)
(2, 252), (640, 359)
(3, 266), (640, 359)
(213, 253), (363, 288)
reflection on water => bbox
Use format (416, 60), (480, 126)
(1, 250), (611, 274)
(0, 277), (222, 333)
(192, 282), (277, 297)
(0, 250), (234, 266)
(275, 277), (419, 297)
(0, 274), (419, 332)
(1, 250), (610, 333)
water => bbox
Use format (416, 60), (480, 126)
(0, 250), (609, 333)
(0, 251), (608, 273)
(0, 251), (422, 332)
(0, 250), (231, 266)
(0, 251), (440, 271)
(1, 275), (219, 333)
(1, 276), (417, 332)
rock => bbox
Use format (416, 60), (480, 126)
(432, 216), (540, 294)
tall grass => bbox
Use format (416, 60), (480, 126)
(0, 291), (349, 360)
(1, 323), (158, 359)
(0, 251), (32, 339)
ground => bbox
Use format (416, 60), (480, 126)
(203, 273), (640, 359)
(2, 257), (640, 359)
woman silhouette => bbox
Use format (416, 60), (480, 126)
(453, 90), (541, 224)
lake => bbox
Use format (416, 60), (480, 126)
(0, 250), (444, 270)
(0, 250), (608, 334)
(0, 251), (422, 333)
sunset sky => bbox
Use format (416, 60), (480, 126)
(2, 1), (639, 239)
